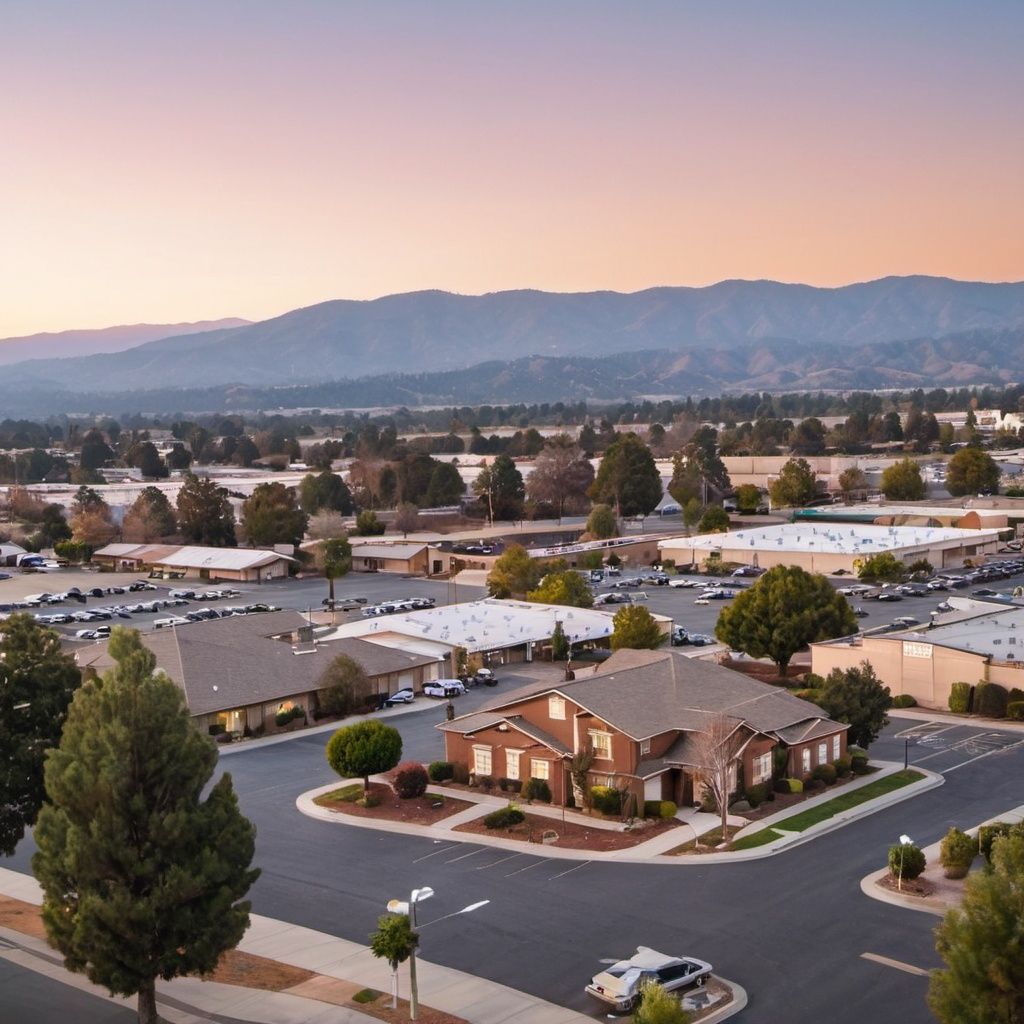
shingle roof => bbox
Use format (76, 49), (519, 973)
(78, 612), (436, 717)
(461, 648), (835, 743)
(350, 544), (427, 560)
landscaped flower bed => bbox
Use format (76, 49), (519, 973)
(314, 782), (472, 825)
(454, 810), (680, 851)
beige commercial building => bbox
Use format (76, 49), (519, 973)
(658, 522), (1002, 576)
(812, 599), (1024, 709)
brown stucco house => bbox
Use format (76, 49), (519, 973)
(438, 649), (847, 808)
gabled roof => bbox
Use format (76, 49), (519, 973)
(350, 543), (427, 560)
(76, 612), (436, 717)
(93, 543), (295, 570)
(456, 648), (836, 744)
(436, 712), (571, 755)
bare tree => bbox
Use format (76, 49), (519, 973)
(393, 502), (421, 537)
(689, 714), (746, 841)
(526, 436), (594, 520)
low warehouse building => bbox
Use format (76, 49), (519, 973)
(812, 598), (1024, 710)
(349, 542), (430, 574)
(93, 542), (295, 581)
(659, 522), (1002, 576)
(319, 597), (672, 668)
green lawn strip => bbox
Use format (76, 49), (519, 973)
(731, 828), (783, 850)
(772, 770), (925, 833)
(315, 783), (363, 804)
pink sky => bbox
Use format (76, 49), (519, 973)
(1, 2), (1022, 337)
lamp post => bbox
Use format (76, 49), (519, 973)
(897, 834), (913, 892)
(385, 889), (488, 1020)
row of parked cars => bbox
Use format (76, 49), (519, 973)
(361, 596), (437, 617)
(383, 668), (498, 706)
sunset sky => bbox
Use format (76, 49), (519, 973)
(2, 1), (1022, 337)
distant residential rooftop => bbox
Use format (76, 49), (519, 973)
(660, 521), (1001, 555)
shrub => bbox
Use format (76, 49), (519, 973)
(522, 778), (552, 803)
(589, 785), (622, 815)
(393, 762), (428, 799)
(977, 822), (1024, 863)
(939, 827), (978, 880)
(275, 705), (305, 728)
(208, 723), (226, 736)
(745, 783), (770, 808)
(473, 774), (495, 793)
(804, 778), (825, 793)
(498, 777), (512, 792)
(1008, 701), (1024, 721)
(428, 761), (454, 782)
(888, 842), (926, 882)
(891, 694), (918, 708)
(948, 681), (973, 714)
(358, 792), (382, 808)
(215, 732), (233, 745)
(792, 689), (821, 703)
(813, 763), (838, 785)
(1009, 687), (1024, 704)
(451, 762), (470, 785)
(784, 777), (803, 793)
(850, 750), (870, 775)
(773, 777), (791, 794)
(833, 754), (853, 777)
(54, 540), (93, 564)
(974, 682), (1009, 718)
(483, 805), (525, 830)
(645, 799), (678, 818)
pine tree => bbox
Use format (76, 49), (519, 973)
(0, 614), (80, 855)
(33, 628), (259, 1024)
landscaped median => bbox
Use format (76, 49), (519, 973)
(299, 759), (942, 864)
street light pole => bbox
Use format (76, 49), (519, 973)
(897, 834), (913, 892)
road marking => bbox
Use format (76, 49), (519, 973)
(548, 860), (591, 880)
(474, 853), (523, 870)
(412, 844), (460, 863)
(504, 858), (549, 876)
(894, 722), (956, 739)
(860, 952), (929, 977)
(941, 739), (1024, 774)
(445, 848), (486, 863)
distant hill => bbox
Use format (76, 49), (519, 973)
(3, 276), (1024, 395)
(0, 318), (250, 367)
(2, 326), (1023, 417)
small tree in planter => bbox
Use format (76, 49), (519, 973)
(570, 746), (596, 810)
(326, 720), (402, 794)
(690, 713), (745, 841)
(635, 980), (692, 1024)
(369, 913), (418, 1009)
(393, 762), (429, 799)
(889, 841), (926, 888)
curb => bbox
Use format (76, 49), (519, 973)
(701, 976), (748, 1024)
(859, 802), (1024, 916)
(296, 765), (944, 865)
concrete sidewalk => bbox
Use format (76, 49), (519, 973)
(0, 867), (591, 1024)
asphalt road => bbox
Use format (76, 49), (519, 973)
(0, 953), (133, 1023)
(6, 698), (1022, 1024)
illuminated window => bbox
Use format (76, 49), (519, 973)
(530, 759), (550, 781)
(589, 730), (613, 759)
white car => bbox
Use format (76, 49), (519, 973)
(153, 615), (190, 629)
(668, 578), (700, 588)
(586, 947), (712, 1012)
(423, 679), (467, 698)
(384, 688), (415, 706)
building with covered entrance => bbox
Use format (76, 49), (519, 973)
(438, 648), (846, 808)
(92, 543), (295, 581)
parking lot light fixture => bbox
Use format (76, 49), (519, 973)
(897, 834), (914, 892)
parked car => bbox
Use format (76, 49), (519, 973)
(892, 615), (920, 627)
(473, 667), (498, 686)
(384, 688), (415, 706)
(154, 615), (190, 629)
(642, 573), (670, 586)
(423, 679), (467, 698)
(731, 566), (765, 577)
(668, 578), (700, 588)
(671, 627), (689, 646)
(605, 566), (621, 576)
(876, 591), (903, 602)
(852, 606), (869, 618)
(586, 947), (712, 1012)
(688, 633), (715, 646)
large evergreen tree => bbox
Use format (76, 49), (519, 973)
(33, 628), (259, 1024)
(0, 615), (80, 855)
(590, 433), (663, 517)
(945, 447), (1000, 497)
(175, 472), (237, 546)
(715, 565), (858, 671)
(298, 469), (354, 515)
(240, 481), (308, 546)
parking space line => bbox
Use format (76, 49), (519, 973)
(505, 858), (549, 876)
(445, 849), (486, 864)
(860, 952), (929, 977)
(475, 853), (523, 871)
(412, 844), (460, 863)
(548, 861), (591, 880)
(941, 739), (1024, 774)
(894, 722), (955, 739)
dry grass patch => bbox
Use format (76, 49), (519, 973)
(315, 782), (472, 825)
(455, 811), (679, 851)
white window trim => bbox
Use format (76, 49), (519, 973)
(548, 695), (566, 720)
(802, 748), (811, 774)
(639, 738), (651, 756)
(505, 749), (522, 780)
(530, 758), (550, 781)
(589, 728), (613, 760)
(832, 735), (841, 759)
(752, 752), (772, 785)
(817, 742), (828, 765)
(472, 744), (492, 776)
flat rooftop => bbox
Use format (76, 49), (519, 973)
(319, 597), (648, 653)
(660, 522), (1001, 556)
(896, 603), (1024, 659)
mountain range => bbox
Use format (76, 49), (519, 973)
(0, 319), (250, 367)
(2, 277), (1024, 414)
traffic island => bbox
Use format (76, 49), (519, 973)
(314, 781), (474, 825)
(454, 810), (680, 852)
